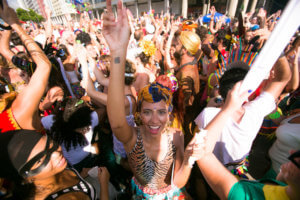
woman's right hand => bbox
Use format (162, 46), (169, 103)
(222, 81), (250, 112)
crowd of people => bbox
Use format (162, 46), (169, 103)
(0, 0), (299, 199)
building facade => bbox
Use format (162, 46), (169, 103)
(18, 0), (284, 24)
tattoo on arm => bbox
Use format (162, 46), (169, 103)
(114, 57), (120, 64)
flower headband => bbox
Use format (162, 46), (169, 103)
(139, 40), (157, 57)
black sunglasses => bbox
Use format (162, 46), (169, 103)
(288, 150), (300, 169)
(19, 136), (59, 177)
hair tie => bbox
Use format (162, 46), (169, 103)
(125, 73), (134, 78)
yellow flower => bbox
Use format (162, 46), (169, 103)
(140, 40), (157, 57)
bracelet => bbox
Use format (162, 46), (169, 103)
(0, 24), (12, 30)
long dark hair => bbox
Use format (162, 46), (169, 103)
(47, 56), (71, 97)
(51, 98), (92, 151)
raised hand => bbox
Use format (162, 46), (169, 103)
(223, 81), (250, 112)
(255, 28), (271, 41)
(102, 0), (130, 53)
(98, 167), (110, 184)
(45, 6), (52, 19)
(171, 22), (179, 33)
(257, 8), (266, 18)
(0, 0), (19, 25)
(184, 131), (207, 166)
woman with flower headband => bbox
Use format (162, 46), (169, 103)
(137, 39), (158, 83)
(104, 0), (202, 198)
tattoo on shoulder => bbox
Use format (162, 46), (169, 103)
(114, 57), (120, 64)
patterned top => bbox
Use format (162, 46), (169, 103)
(127, 128), (176, 190)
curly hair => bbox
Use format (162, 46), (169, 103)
(51, 98), (92, 151)
(75, 32), (92, 46)
(215, 29), (231, 50)
(125, 60), (136, 86)
(138, 52), (150, 65)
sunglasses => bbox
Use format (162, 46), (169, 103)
(288, 150), (300, 169)
(19, 136), (59, 177)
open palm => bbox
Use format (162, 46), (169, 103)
(102, 0), (130, 53)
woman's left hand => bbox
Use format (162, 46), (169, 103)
(183, 131), (207, 165)
(102, 0), (130, 53)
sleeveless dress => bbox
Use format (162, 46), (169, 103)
(127, 128), (185, 199)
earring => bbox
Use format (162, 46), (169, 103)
(134, 112), (143, 126)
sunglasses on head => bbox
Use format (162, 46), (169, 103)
(288, 150), (300, 169)
(19, 136), (59, 178)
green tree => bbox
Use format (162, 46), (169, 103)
(16, 8), (44, 23)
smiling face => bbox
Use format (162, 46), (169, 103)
(26, 136), (67, 180)
(140, 100), (169, 135)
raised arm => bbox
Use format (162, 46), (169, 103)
(92, 62), (109, 87)
(0, 26), (14, 61)
(104, 0), (133, 145)
(209, 6), (217, 34)
(263, 55), (291, 99)
(196, 82), (250, 200)
(81, 52), (109, 106)
(164, 23), (179, 72)
(285, 39), (299, 93)
(0, 0), (51, 129)
(45, 6), (53, 45)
